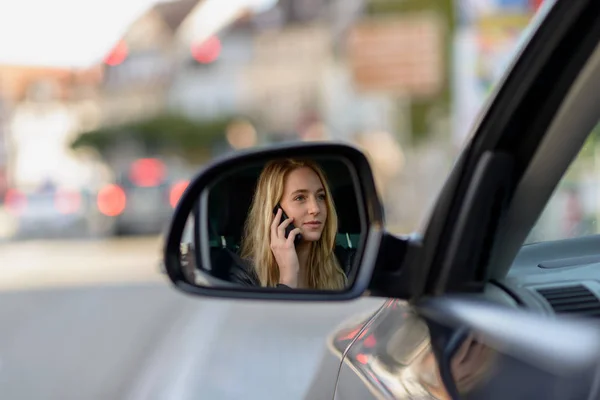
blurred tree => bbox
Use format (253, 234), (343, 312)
(71, 113), (237, 164)
(366, 0), (455, 143)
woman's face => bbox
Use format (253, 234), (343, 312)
(279, 167), (328, 242)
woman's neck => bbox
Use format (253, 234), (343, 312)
(296, 242), (312, 273)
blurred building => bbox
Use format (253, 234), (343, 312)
(167, 20), (253, 122)
(97, 0), (199, 169)
(243, 0), (373, 140)
(99, 0), (199, 127)
(0, 65), (104, 189)
(170, 0), (374, 141)
(453, 0), (546, 147)
(0, 94), (8, 199)
(86, 0), (381, 147)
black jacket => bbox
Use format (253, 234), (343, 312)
(224, 246), (357, 287)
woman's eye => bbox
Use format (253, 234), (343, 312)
(294, 195), (305, 201)
(318, 194), (326, 200)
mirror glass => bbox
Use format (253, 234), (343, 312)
(178, 155), (365, 291)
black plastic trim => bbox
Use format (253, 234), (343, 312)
(432, 152), (514, 294)
(538, 255), (600, 269)
(367, 232), (421, 298)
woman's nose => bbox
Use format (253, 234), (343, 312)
(308, 198), (320, 215)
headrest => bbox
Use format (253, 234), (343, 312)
(208, 174), (361, 243)
(209, 176), (257, 241)
(333, 184), (361, 233)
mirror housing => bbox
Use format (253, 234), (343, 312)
(163, 142), (387, 301)
(417, 296), (600, 399)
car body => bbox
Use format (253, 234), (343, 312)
(105, 158), (191, 236)
(2, 158), (192, 240)
(162, 0), (600, 398)
(4, 185), (112, 240)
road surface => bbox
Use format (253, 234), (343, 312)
(0, 237), (385, 399)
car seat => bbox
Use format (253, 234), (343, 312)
(207, 176), (257, 278)
(332, 183), (361, 249)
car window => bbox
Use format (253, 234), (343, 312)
(526, 122), (600, 244)
(412, 0), (555, 235)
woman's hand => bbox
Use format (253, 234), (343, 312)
(270, 208), (302, 288)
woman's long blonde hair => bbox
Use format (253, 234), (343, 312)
(240, 158), (347, 290)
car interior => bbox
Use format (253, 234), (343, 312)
(202, 158), (363, 280)
(475, 39), (600, 319)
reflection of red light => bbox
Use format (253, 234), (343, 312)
(5, 189), (27, 215)
(339, 327), (368, 342)
(97, 184), (126, 216)
(364, 335), (377, 348)
(55, 189), (81, 215)
(104, 40), (128, 66)
(129, 158), (166, 187)
(340, 328), (360, 341)
(170, 180), (189, 208)
(191, 36), (221, 64)
(356, 354), (369, 365)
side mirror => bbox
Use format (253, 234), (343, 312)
(163, 142), (386, 301)
(417, 297), (600, 399)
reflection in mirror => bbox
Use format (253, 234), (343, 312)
(447, 335), (495, 395)
(414, 333), (496, 399)
(179, 156), (365, 291)
(423, 325), (599, 400)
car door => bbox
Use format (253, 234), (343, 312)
(329, 0), (600, 398)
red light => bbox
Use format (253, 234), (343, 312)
(339, 327), (368, 342)
(129, 158), (166, 187)
(97, 184), (126, 216)
(5, 189), (27, 215)
(364, 335), (377, 348)
(170, 180), (189, 208)
(54, 189), (81, 215)
(356, 354), (369, 365)
(531, 0), (544, 11)
(191, 36), (221, 64)
(104, 40), (128, 66)
(339, 328), (360, 341)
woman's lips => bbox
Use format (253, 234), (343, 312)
(304, 221), (322, 226)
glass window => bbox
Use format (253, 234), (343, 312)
(526, 123), (600, 244)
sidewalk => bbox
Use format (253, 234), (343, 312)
(0, 204), (17, 243)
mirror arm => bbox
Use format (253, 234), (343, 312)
(367, 231), (423, 298)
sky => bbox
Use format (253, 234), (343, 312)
(175, 0), (277, 47)
(0, 0), (278, 69)
(0, 0), (165, 68)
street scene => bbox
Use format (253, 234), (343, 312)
(0, 0), (556, 243)
(0, 235), (384, 399)
(3, 0), (598, 399)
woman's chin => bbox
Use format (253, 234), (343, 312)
(302, 232), (323, 242)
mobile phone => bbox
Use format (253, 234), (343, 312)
(273, 204), (302, 245)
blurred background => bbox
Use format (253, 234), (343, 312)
(3, 0), (597, 398)
(0, 0), (551, 246)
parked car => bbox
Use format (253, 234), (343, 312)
(4, 184), (111, 240)
(98, 157), (190, 236)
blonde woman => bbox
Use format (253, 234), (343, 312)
(232, 158), (353, 290)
